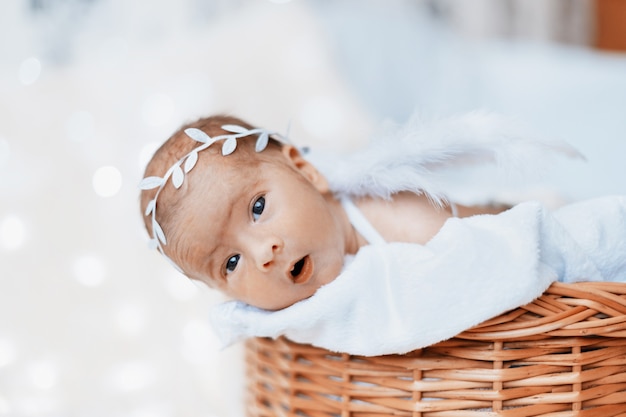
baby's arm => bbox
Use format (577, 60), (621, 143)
(455, 202), (511, 218)
(353, 192), (508, 245)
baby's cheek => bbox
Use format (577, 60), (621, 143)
(319, 257), (344, 287)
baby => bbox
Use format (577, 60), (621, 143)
(142, 113), (626, 354)
(140, 114), (506, 310)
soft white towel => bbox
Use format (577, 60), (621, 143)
(211, 196), (626, 356)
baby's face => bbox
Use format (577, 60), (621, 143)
(170, 145), (353, 310)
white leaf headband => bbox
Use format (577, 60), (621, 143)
(139, 123), (289, 272)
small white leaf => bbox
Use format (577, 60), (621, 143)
(222, 137), (237, 155)
(184, 128), (211, 143)
(172, 165), (184, 189)
(144, 199), (156, 216)
(153, 220), (167, 245)
(255, 132), (269, 152)
(184, 151), (198, 173)
(147, 238), (158, 250)
(221, 124), (247, 134)
(139, 176), (164, 190)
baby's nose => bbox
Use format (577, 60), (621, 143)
(253, 235), (283, 270)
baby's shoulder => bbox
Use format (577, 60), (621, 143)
(354, 192), (453, 245)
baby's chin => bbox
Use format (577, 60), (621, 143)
(261, 288), (317, 311)
(254, 281), (325, 311)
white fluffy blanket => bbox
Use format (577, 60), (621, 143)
(211, 196), (626, 356)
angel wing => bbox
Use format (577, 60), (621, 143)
(306, 111), (583, 206)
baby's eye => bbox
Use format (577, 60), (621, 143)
(252, 196), (265, 221)
(225, 254), (240, 274)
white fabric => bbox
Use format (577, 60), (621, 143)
(211, 196), (626, 356)
(340, 197), (386, 244)
(450, 202), (458, 217)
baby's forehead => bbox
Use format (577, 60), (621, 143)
(184, 151), (262, 205)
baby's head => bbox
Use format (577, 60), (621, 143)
(140, 115), (355, 310)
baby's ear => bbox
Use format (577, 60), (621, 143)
(281, 145), (330, 193)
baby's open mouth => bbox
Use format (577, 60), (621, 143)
(290, 255), (313, 284)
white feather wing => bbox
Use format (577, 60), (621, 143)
(307, 111), (582, 205)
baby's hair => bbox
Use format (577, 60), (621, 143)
(139, 114), (287, 272)
(140, 115), (250, 237)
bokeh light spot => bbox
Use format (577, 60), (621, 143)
(92, 166), (122, 198)
(18, 57), (41, 85)
(72, 254), (106, 287)
(0, 215), (26, 250)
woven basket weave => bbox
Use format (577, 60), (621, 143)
(244, 282), (626, 416)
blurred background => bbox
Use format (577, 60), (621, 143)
(1, 0), (625, 416)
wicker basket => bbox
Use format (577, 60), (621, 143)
(245, 282), (626, 416)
